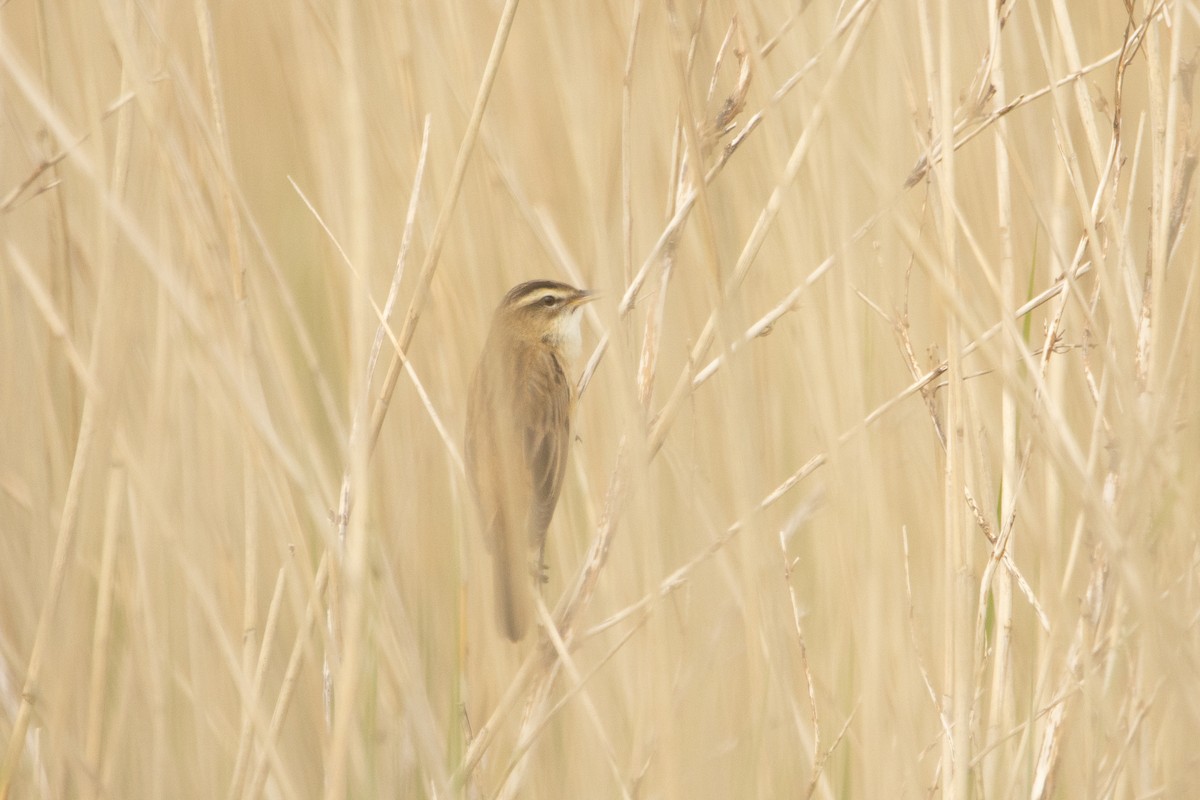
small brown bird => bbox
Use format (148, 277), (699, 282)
(465, 279), (595, 640)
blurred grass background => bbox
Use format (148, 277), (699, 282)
(1, 0), (1198, 797)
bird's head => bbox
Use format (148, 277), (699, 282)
(496, 279), (595, 359)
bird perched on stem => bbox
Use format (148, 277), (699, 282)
(465, 279), (595, 641)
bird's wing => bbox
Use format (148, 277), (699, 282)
(465, 343), (529, 551)
(517, 346), (572, 547)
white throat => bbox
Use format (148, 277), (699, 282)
(551, 307), (584, 362)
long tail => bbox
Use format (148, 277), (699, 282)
(490, 521), (530, 641)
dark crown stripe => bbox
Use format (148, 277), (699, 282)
(504, 279), (578, 307)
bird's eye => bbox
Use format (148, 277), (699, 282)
(541, 295), (557, 307)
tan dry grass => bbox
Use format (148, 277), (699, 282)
(1, 1), (1199, 798)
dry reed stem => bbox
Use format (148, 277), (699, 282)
(914, 0), (971, 791)
(585, 456), (825, 643)
(494, 600), (632, 800)
(333, 37), (371, 765)
(737, 0), (876, 154)
(660, 242), (1110, 651)
(286, 169), (353, 738)
(0, 27), (318, 502)
(0, 84), (122, 799)
(804, 706), (856, 800)
(457, 439), (633, 789)
(367, 0), (521, 449)
(690, 211), (869, 392)
(886, 207), (1053, 634)
(636, 244), (675, 412)
(322, 105), (435, 797)
(902, 42), (1142, 189)
(1027, 4), (1185, 792)
(663, 1), (723, 297)
(169, 558), (303, 800)
(779, 504), (821, 774)
(502, 617), (644, 774)
(901, 526), (951, 765)
(646, 0), (879, 460)
(244, 557), (330, 800)
(621, 0), (643, 288)
(5, 245), (99, 393)
(225, 566), (289, 800)
(324, 112), (434, 536)
(370, 557), (454, 795)
(606, 0), (869, 327)
(907, 6), (1166, 787)
(82, 468), (124, 800)
(3, 243), (101, 790)
(634, 15), (742, 412)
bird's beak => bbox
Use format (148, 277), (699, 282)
(570, 289), (598, 307)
